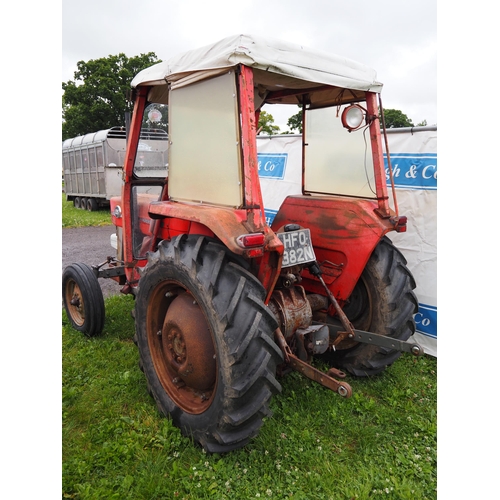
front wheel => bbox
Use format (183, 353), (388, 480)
(62, 263), (105, 336)
(134, 235), (283, 453)
(321, 237), (418, 376)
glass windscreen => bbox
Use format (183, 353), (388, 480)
(304, 105), (376, 198)
(133, 103), (169, 178)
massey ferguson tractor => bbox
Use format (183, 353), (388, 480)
(62, 34), (422, 453)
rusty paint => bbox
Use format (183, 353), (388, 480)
(64, 279), (85, 327)
(121, 87), (148, 285)
(148, 289), (217, 414)
(238, 66), (265, 218)
(162, 293), (216, 391)
(269, 286), (312, 340)
(238, 66), (284, 298)
(271, 195), (394, 303)
(366, 91), (392, 217)
(287, 354), (352, 398)
(149, 201), (266, 257)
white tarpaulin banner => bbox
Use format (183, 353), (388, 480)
(256, 128), (437, 357)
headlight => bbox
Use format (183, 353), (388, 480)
(341, 104), (366, 131)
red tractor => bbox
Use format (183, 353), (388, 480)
(63, 34), (421, 453)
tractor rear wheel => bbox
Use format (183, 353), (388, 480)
(134, 235), (283, 453)
(62, 263), (105, 337)
(323, 237), (418, 376)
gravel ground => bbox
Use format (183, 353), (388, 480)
(62, 225), (122, 298)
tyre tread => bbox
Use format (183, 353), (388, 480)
(135, 235), (283, 452)
(332, 237), (418, 376)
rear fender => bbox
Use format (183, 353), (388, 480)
(271, 195), (395, 302)
(148, 201), (283, 300)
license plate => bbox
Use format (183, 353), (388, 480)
(277, 229), (316, 267)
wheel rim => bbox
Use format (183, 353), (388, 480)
(146, 283), (217, 414)
(65, 279), (85, 326)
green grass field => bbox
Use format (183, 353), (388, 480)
(62, 193), (112, 228)
(62, 193), (437, 499)
(63, 299), (436, 500)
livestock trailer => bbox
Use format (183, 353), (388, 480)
(62, 125), (168, 210)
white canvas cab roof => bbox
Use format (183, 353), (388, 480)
(131, 34), (383, 107)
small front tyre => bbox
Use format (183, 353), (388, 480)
(62, 263), (105, 337)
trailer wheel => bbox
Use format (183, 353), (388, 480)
(324, 237), (418, 377)
(87, 198), (98, 211)
(80, 198), (86, 210)
(62, 263), (105, 337)
(74, 197), (81, 209)
(134, 235), (283, 452)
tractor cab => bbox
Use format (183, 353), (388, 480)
(115, 34), (405, 296)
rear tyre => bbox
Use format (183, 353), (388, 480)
(74, 197), (80, 209)
(80, 198), (86, 210)
(134, 235), (283, 452)
(87, 198), (98, 211)
(62, 263), (105, 337)
(322, 237), (418, 376)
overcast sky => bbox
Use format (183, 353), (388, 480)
(62, 0), (437, 128)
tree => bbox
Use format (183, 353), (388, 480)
(62, 53), (161, 140)
(257, 110), (280, 135)
(381, 108), (414, 128)
(286, 108), (303, 133)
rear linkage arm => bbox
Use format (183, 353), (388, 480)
(273, 328), (352, 398)
(307, 261), (424, 357)
(273, 261), (424, 399)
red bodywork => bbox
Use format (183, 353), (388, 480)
(272, 196), (394, 304)
(116, 65), (403, 304)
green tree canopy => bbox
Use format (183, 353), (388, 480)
(381, 108), (414, 128)
(286, 108), (303, 133)
(257, 110), (280, 135)
(62, 53), (161, 140)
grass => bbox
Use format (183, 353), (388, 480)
(62, 192), (113, 228)
(62, 295), (437, 499)
(62, 192), (437, 499)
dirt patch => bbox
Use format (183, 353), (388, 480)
(62, 225), (122, 298)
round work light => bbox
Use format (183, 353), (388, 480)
(341, 105), (365, 131)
